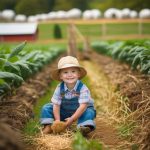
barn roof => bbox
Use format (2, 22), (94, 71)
(0, 23), (38, 35)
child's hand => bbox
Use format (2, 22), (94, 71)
(65, 117), (74, 127)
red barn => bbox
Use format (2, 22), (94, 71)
(0, 23), (38, 42)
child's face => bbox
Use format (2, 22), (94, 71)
(59, 67), (80, 85)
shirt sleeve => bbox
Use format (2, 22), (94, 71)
(51, 84), (62, 105)
(78, 84), (91, 104)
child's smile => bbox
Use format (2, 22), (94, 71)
(60, 67), (80, 89)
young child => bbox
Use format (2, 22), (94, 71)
(40, 56), (96, 135)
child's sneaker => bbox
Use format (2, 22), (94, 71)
(79, 126), (91, 136)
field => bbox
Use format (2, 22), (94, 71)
(0, 19), (150, 150)
(38, 19), (150, 41)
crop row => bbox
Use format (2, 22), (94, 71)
(0, 42), (65, 97)
(91, 40), (150, 74)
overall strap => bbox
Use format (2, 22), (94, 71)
(60, 82), (65, 97)
(75, 81), (83, 96)
(60, 81), (83, 97)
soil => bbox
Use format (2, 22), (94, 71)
(0, 51), (149, 150)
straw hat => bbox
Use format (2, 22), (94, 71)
(51, 56), (87, 81)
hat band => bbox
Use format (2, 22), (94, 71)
(58, 63), (80, 69)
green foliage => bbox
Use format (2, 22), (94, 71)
(72, 131), (102, 150)
(91, 41), (110, 55)
(0, 71), (23, 87)
(0, 0), (150, 15)
(89, 0), (150, 12)
(118, 122), (136, 139)
(53, 0), (73, 11)
(131, 144), (139, 150)
(23, 81), (58, 135)
(54, 0), (89, 11)
(15, 0), (54, 16)
(72, 0), (90, 11)
(8, 41), (26, 59)
(0, 79), (11, 95)
(53, 24), (62, 39)
(0, 42), (65, 97)
(0, 0), (19, 10)
(91, 40), (150, 74)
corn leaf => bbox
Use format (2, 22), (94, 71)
(7, 56), (19, 63)
(15, 61), (32, 79)
(0, 71), (23, 86)
(25, 62), (39, 73)
(0, 79), (11, 94)
(21, 51), (38, 61)
(0, 58), (6, 70)
(4, 61), (21, 76)
(7, 41), (26, 59)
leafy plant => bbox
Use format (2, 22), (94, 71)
(0, 42), (65, 97)
(72, 131), (102, 150)
(92, 40), (150, 74)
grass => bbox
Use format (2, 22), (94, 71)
(23, 80), (59, 136)
(118, 121), (136, 139)
(0, 42), (67, 53)
(38, 22), (150, 40)
(38, 23), (68, 40)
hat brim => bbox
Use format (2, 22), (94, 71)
(50, 66), (87, 81)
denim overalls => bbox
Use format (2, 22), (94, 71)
(40, 81), (96, 129)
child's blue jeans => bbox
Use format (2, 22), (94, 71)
(40, 103), (96, 129)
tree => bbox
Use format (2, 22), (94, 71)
(89, 0), (150, 12)
(72, 0), (90, 11)
(54, 0), (90, 11)
(0, 0), (19, 10)
(53, 0), (72, 11)
(15, 0), (55, 16)
(53, 24), (62, 39)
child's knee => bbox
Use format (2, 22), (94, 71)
(84, 108), (96, 119)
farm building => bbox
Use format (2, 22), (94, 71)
(0, 23), (38, 42)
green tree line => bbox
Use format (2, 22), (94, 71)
(0, 0), (149, 16)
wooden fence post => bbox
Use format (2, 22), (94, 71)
(67, 24), (77, 57)
(138, 19), (143, 35)
(102, 22), (106, 37)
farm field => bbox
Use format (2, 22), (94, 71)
(0, 19), (150, 149)
(0, 43), (150, 149)
(38, 19), (150, 41)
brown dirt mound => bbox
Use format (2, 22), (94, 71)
(0, 122), (24, 150)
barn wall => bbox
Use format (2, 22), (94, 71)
(0, 30), (38, 42)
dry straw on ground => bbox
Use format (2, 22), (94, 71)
(34, 130), (74, 150)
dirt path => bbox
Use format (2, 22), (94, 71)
(29, 58), (128, 150)
(81, 51), (150, 150)
(81, 60), (127, 149)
